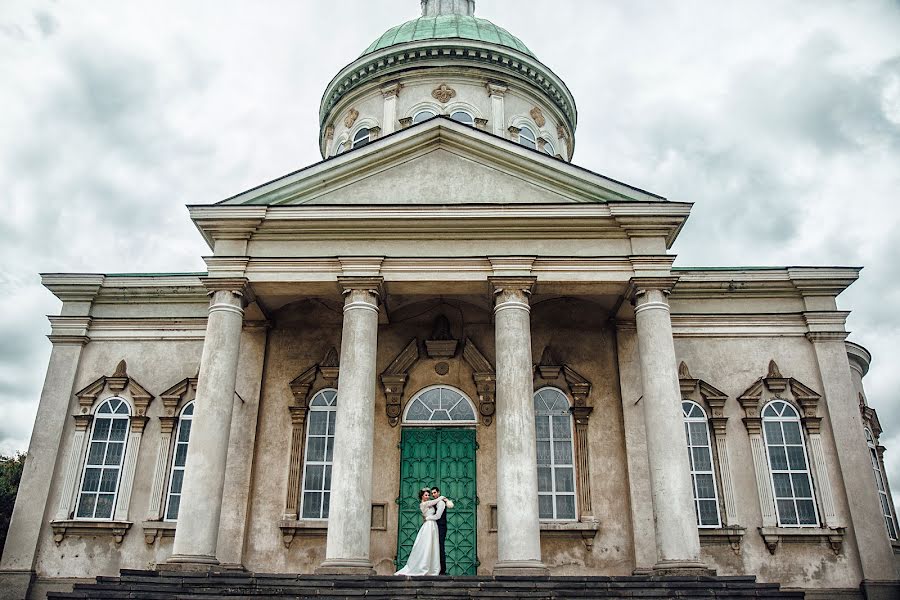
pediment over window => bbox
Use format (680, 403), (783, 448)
(678, 362), (728, 420)
(74, 360), (154, 417)
(533, 347), (592, 411)
(738, 360), (822, 431)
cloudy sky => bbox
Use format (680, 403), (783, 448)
(1, 0), (899, 513)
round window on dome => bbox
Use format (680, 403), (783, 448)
(413, 110), (437, 124)
(450, 111), (475, 126)
(352, 128), (371, 149)
(519, 126), (537, 150)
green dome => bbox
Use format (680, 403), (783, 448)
(362, 14), (534, 58)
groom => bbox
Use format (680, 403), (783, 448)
(430, 487), (448, 575)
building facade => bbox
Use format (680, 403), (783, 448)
(1, 1), (898, 598)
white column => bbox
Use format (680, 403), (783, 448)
(487, 83), (507, 137)
(807, 332), (895, 580)
(381, 84), (401, 136)
(630, 280), (704, 572)
(169, 283), (246, 565)
(318, 278), (381, 574)
(491, 277), (547, 576)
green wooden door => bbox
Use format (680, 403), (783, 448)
(397, 427), (477, 575)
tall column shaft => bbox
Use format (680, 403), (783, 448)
(318, 282), (381, 574)
(631, 283), (703, 571)
(492, 278), (547, 575)
(169, 286), (245, 565)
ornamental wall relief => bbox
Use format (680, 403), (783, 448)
(344, 108), (359, 129)
(530, 106), (546, 128)
(432, 84), (457, 103)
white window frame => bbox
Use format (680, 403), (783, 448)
(449, 109), (475, 126)
(351, 127), (371, 149)
(534, 387), (577, 522)
(163, 401), (194, 522)
(682, 400), (722, 528)
(542, 138), (555, 156)
(74, 397), (131, 521)
(762, 399), (820, 527)
(866, 428), (898, 540)
(402, 385), (477, 426)
(413, 109), (438, 124)
(518, 125), (537, 150)
(300, 388), (338, 520)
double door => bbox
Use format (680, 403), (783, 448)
(397, 427), (477, 575)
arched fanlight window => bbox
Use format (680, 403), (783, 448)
(518, 126), (537, 150)
(762, 400), (818, 526)
(866, 428), (898, 540)
(403, 386), (477, 424)
(335, 141), (346, 155)
(352, 127), (370, 149)
(164, 401), (194, 521)
(300, 389), (337, 519)
(682, 401), (721, 528)
(413, 109), (437, 124)
(534, 387), (576, 520)
(75, 397), (131, 520)
(542, 139), (555, 156)
(450, 110), (475, 126)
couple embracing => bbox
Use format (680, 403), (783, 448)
(395, 486), (452, 576)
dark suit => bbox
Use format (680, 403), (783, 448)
(434, 499), (448, 575)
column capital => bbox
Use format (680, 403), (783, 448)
(337, 276), (384, 299)
(200, 277), (253, 303)
(380, 82), (402, 98)
(626, 276), (679, 302)
(490, 276), (535, 311)
(486, 82), (508, 97)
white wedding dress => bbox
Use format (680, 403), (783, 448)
(394, 498), (443, 576)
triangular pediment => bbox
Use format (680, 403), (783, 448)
(218, 118), (665, 207)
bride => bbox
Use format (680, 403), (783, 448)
(394, 488), (445, 576)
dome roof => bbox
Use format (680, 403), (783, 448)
(362, 14), (534, 58)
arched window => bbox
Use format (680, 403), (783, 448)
(762, 400), (818, 526)
(866, 428), (898, 540)
(542, 139), (555, 156)
(682, 401), (721, 528)
(335, 140), (346, 155)
(450, 110), (475, 126)
(352, 127), (370, 149)
(413, 109), (437, 124)
(164, 401), (193, 522)
(300, 389), (337, 519)
(75, 397), (130, 520)
(403, 386), (476, 424)
(518, 126), (537, 150)
(534, 387), (576, 520)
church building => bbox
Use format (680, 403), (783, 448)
(1, 1), (898, 598)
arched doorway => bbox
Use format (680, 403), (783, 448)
(397, 385), (478, 575)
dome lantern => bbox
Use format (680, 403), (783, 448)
(421, 0), (476, 16)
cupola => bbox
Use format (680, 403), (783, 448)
(319, 1), (577, 162)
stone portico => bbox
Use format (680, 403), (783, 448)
(1, 1), (898, 598)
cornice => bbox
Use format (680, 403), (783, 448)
(670, 314), (810, 338)
(87, 318), (208, 342)
(845, 341), (872, 377)
(41, 274), (105, 303)
(672, 267), (861, 300)
(319, 39), (577, 136)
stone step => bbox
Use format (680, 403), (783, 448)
(47, 571), (805, 599)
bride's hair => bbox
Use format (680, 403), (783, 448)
(418, 489), (430, 502)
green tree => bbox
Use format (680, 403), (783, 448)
(0, 452), (26, 554)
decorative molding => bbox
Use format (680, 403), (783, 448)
(432, 84), (457, 103)
(530, 107), (546, 128)
(699, 527), (746, 556)
(279, 504), (388, 548)
(758, 526), (845, 555)
(474, 117), (488, 130)
(381, 339), (420, 427)
(344, 108), (359, 129)
(142, 520), (176, 545)
(461, 338), (497, 426)
(487, 504), (599, 550)
(399, 117), (413, 129)
(282, 348), (340, 520)
(425, 315), (459, 359)
(51, 520), (132, 546)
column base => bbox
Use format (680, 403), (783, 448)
(315, 558), (375, 575)
(652, 559), (714, 576)
(163, 554), (220, 572)
(493, 559), (549, 577)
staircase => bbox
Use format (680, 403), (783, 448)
(47, 569), (805, 599)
